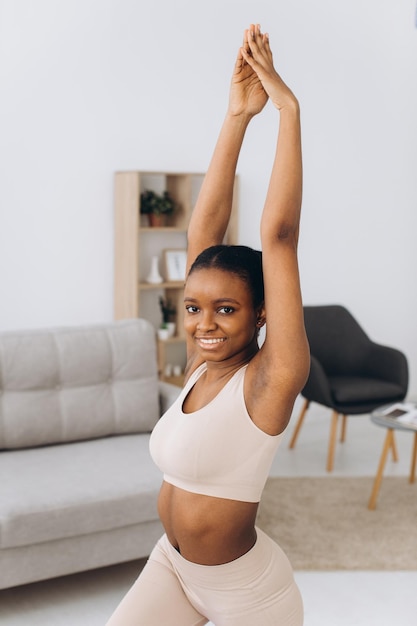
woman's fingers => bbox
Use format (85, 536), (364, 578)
(241, 25), (295, 110)
(248, 24), (262, 50)
(240, 45), (256, 68)
(245, 28), (269, 69)
(238, 29), (252, 67)
(263, 33), (273, 59)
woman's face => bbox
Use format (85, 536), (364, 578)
(183, 268), (261, 364)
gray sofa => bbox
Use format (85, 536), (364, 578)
(0, 319), (180, 589)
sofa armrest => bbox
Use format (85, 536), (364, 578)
(158, 381), (181, 415)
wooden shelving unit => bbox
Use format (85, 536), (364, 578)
(114, 171), (238, 384)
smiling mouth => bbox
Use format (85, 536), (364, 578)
(196, 337), (226, 345)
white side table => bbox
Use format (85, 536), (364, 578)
(368, 405), (417, 510)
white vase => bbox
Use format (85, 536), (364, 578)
(157, 328), (170, 341)
(146, 256), (163, 284)
(166, 322), (176, 338)
(164, 363), (173, 377)
(173, 365), (182, 377)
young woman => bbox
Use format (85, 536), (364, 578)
(107, 23), (309, 626)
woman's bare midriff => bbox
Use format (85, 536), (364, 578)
(158, 481), (259, 565)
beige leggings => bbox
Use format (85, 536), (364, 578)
(106, 527), (303, 626)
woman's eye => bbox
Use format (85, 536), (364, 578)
(185, 305), (199, 314)
(218, 306), (234, 314)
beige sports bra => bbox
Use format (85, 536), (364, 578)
(149, 363), (283, 503)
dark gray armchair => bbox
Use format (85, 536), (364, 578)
(289, 305), (409, 471)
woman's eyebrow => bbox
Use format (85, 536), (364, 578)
(184, 297), (240, 304)
(213, 298), (240, 305)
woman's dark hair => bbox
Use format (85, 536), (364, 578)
(188, 245), (264, 308)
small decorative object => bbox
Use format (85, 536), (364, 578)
(164, 249), (187, 282)
(164, 363), (173, 377)
(166, 322), (176, 338)
(146, 256), (163, 284)
(157, 327), (170, 341)
(140, 189), (176, 227)
(173, 365), (182, 377)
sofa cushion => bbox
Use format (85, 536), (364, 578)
(0, 435), (162, 549)
(0, 320), (160, 449)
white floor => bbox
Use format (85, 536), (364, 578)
(1, 399), (417, 625)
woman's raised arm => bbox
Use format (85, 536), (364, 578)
(186, 29), (269, 273)
(243, 26), (310, 433)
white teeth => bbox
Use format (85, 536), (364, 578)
(198, 338), (225, 344)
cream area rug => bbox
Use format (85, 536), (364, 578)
(256, 477), (417, 570)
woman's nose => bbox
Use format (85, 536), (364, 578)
(197, 312), (216, 331)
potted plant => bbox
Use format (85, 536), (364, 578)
(140, 189), (176, 227)
(158, 296), (176, 339)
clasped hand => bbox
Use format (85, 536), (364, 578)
(228, 23), (297, 118)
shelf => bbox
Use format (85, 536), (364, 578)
(162, 374), (184, 387)
(114, 170), (238, 381)
(139, 281), (184, 290)
(140, 227), (187, 233)
(157, 336), (185, 345)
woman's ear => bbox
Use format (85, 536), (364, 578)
(256, 304), (266, 328)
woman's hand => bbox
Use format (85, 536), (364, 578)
(228, 27), (269, 118)
(241, 24), (298, 112)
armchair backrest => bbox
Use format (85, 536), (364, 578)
(304, 305), (371, 376)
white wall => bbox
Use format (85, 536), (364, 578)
(1, 0), (417, 394)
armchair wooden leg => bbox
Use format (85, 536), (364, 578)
(326, 411), (339, 472)
(368, 429), (394, 510)
(410, 432), (417, 484)
(340, 414), (347, 443)
(288, 399), (310, 449)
